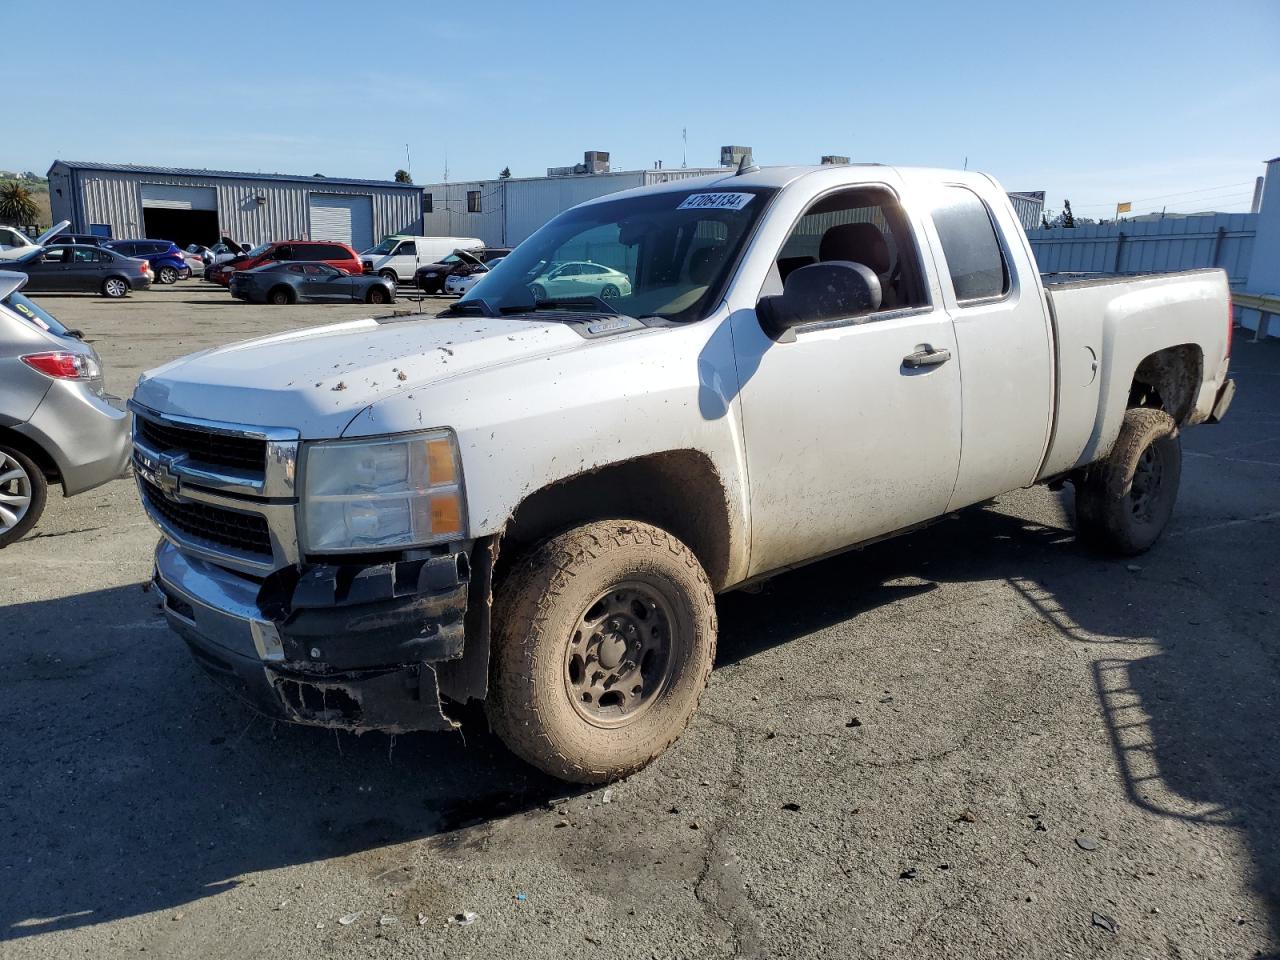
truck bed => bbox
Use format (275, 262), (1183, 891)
(1038, 268), (1230, 479)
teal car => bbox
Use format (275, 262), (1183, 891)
(529, 261), (633, 302)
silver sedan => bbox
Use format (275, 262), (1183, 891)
(0, 271), (131, 545)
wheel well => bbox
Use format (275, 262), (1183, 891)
(499, 450), (733, 590)
(0, 426), (61, 484)
(1128, 344), (1202, 424)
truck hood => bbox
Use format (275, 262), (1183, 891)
(133, 313), (592, 437)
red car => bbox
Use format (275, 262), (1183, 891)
(206, 240), (362, 287)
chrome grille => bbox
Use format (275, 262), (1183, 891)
(136, 417), (266, 472)
(140, 477), (273, 557)
(131, 402), (301, 576)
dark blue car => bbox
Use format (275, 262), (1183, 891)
(104, 239), (190, 285)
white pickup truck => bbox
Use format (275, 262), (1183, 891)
(131, 163), (1235, 783)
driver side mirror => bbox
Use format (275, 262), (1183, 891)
(755, 261), (882, 340)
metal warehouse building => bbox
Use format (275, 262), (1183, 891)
(47, 160), (425, 252)
(424, 151), (1046, 247)
(423, 168), (727, 248)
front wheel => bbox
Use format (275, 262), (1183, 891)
(379, 269), (398, 284)
(0, 445), (48, 548)
(1074, 407), (1182, 556)
(486, 520), (717, 784)
(157, 265), (180, 284)
(530, 283), (547, 303)
(102, 277), (129, 298)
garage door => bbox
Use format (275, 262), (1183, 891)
(308, 194), (373, 250)
(140, 183), (217, 210)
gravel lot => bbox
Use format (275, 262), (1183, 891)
(2, 284), (1277, 959)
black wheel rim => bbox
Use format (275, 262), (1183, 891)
(564, 580), (676, 728)
(602, 285), (619, 300)
(1130, 442), (1165, 523)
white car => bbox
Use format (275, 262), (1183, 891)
(443, 258), (504, 296)
(528, 261), (632, 302)
(0, 221), (70, 261)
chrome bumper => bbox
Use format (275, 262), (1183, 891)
(153, 539), (469, 733)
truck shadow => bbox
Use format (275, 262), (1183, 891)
(1, 500), (1275, 942)
(715, 500), (1279, 942)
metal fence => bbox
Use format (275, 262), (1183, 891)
(1026, 213), (1257, 287)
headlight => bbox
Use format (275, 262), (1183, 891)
(301, 430), (465, 553)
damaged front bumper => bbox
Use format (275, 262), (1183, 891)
(153, 539), (480, 734)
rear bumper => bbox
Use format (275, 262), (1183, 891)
(15, 384), (131, 495)
(153, 540), (468, 733)
(1207, 378), (1235, 424)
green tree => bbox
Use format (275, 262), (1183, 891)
(394, 169), (413, 184)
(499, 166), (512, 179)
(1061, 199), (1076, 228)
(0, 182), (39, 224)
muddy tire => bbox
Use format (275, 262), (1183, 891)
(486, 520), (717, 784)
(1074, 407), (1181, 556)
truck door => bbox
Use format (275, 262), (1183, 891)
(924, 183), (1054, 509)
(731, 184), (964, 577)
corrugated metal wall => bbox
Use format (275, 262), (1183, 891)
(1027, 214), (1256, 286)
(1008, 194), (1045, 231)
(54, 165), (421, 246)
(421, 169), (726, 247)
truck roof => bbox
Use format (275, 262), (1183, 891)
(576, 164), (1001, 206)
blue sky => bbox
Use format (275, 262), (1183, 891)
(9, 0), (1278, 219)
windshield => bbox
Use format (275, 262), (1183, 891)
(368, 237), (402, 256)
(245, 244), (269, 258)
(458, 185), (777, 321)
(2, 290), (71, 337)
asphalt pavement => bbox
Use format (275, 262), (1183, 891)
(2, 284), (1277, 959)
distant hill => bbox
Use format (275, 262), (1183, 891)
(0, 170), (52, 228)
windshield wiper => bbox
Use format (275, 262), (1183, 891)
(440, 298), (498, 318)
(525, 296), (620, 315)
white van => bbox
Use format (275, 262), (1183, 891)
(361, 235), (484, 284)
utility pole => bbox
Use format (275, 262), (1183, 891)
(405, 143), (412, 179)
(682, 127), (687, 168)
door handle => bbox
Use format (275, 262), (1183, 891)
(903, 347), (952, 368)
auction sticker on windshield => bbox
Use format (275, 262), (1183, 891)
(677, 193), (754, 211)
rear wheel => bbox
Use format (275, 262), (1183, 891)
(367, 286), (390, 304)
(102, 277), (129, 298)
(0, 445), (47, 548)
(268, 287), (293, 306)
(157, 265), (180, 284)
(1074, 407), (1182, 556)
(601, 284), (620, 301)
(486, 520), (717, 784)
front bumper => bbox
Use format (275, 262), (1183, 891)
(153, 539), (470, 733)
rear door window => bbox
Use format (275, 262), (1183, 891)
(931, 187), (1010, 302)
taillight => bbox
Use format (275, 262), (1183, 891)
(21, 351), (102, 380)
(1226, 294), (1233, 358)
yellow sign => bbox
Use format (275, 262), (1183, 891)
(1116, 202), (1132, 215)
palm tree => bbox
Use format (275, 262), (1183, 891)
(0, 182), (39, 225)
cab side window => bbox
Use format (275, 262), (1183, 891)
(931, 187), (1009, 303)
(396, 242), (416, 256)
(770, 187), (927, 317)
